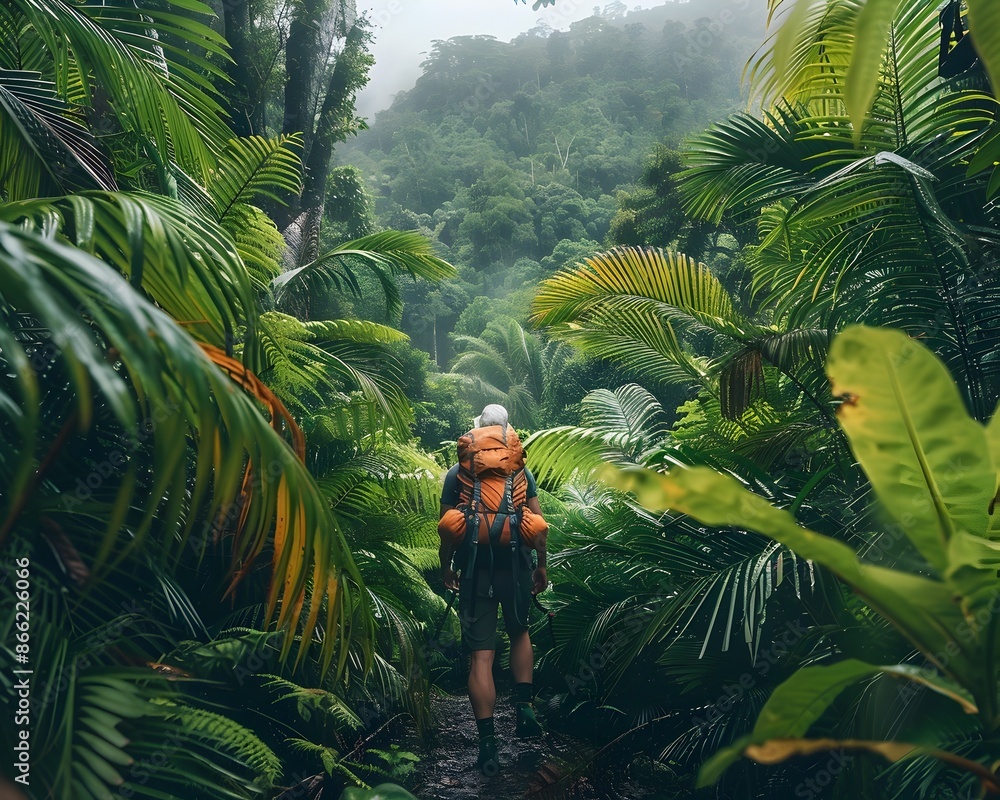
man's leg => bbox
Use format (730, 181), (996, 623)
(459, 575), (500, 775)
(468, 649), (496, 718)
(509, 629), (533, 684)
(468, 648), (499, 773)
(501, 570), (543, 738)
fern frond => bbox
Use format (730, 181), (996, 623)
(210, 134), (303, 222)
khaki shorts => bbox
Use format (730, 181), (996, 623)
(458, 568), (533, 651)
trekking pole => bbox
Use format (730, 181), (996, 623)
(433, 589), (457, 639)
(532, 594), (556, 647)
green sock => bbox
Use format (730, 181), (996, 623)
(476, 716), (495, 738)
(514, 682), (533, 705)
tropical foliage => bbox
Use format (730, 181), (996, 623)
(0, 0), (455, 796)
(339, 0), (766, 365)
(606, 326), (1000, 794)
(515, 0), (1000, 797)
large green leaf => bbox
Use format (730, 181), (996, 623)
(967, 0), (1000, 96)
(340, 784), (418, 800)
(545, 308), (708, 392)
(601, 465), (977, 689)
(754, 0), (860, 108)
(205, 135), (304, 285)
(698, 657), (979, 785)
(827, 326), (994, 572)
(530, 245), (833, 419)
(698, 658), (888, 785)
(986, 404), (1000, 534)
(713, 736), (1000, 795)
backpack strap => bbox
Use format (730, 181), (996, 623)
(458, 473), (484, 613)
(507, 470), (530, 628)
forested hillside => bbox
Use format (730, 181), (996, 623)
(340, 1), (764, 389)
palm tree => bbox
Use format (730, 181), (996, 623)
(529, 246), (839, 476)
(682, 1), (1000, 418)
(0, 0), (455, 797)
(757, 0), (1000, 144)
(447, 316), (553, 429)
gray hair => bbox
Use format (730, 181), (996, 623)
(477, 404), (509, 428)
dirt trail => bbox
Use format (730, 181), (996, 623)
(409, 674), (647, 800)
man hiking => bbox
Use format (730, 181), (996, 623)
(437, 404), (549, 775)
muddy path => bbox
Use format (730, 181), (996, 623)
(409, 673), (656, 800)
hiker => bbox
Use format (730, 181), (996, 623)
(437, 403), (549, 775)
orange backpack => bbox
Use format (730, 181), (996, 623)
(438, 424), (547, 552)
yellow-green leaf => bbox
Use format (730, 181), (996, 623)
(601, 465), (975, 688)
(827, 326), (994, 572)
(968, 0), (1000, 100)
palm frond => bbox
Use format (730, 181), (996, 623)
(223, 203), (289, 287)
(2, 191), (260, 352)
(0, 69), (115, 199)
(209, 135), (304, 223)
(0, 224), (370, 672)
(546, 309), (710, 393)
(581, 384), (673, 454)
(680, 108), (827, 224)
(252, 312), (413, 434)
(532, 246), (755, 339)
(9, 0), (232, 177)
(273, 230), (456, 318)
(193, 135), (306, 286)
(446, 317), (552, 426)
(526, 384), (677, 485)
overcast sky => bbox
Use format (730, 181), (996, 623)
(355, 0), (652, 114)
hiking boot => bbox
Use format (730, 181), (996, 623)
(515, 704), (543, 739)
(477, 735), (499, 776)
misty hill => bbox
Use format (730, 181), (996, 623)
(337, 0), (764, 367)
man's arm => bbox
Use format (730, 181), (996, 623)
(527, 496), (546, 569)
(439, 503), (459, 590)
(526, 495), (547, 593)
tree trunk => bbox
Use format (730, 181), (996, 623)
(300, 22), (370, 215)
(433, 314), (439, 366)
(274, 6), (368, 238)
(222, 0), (260, 136)
(282, 0), (322, 146)
(271, 0), (324, 230)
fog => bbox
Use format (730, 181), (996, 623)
(356, 0), (657, 115)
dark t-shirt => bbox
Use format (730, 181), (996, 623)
(441, 464), (537, 572)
